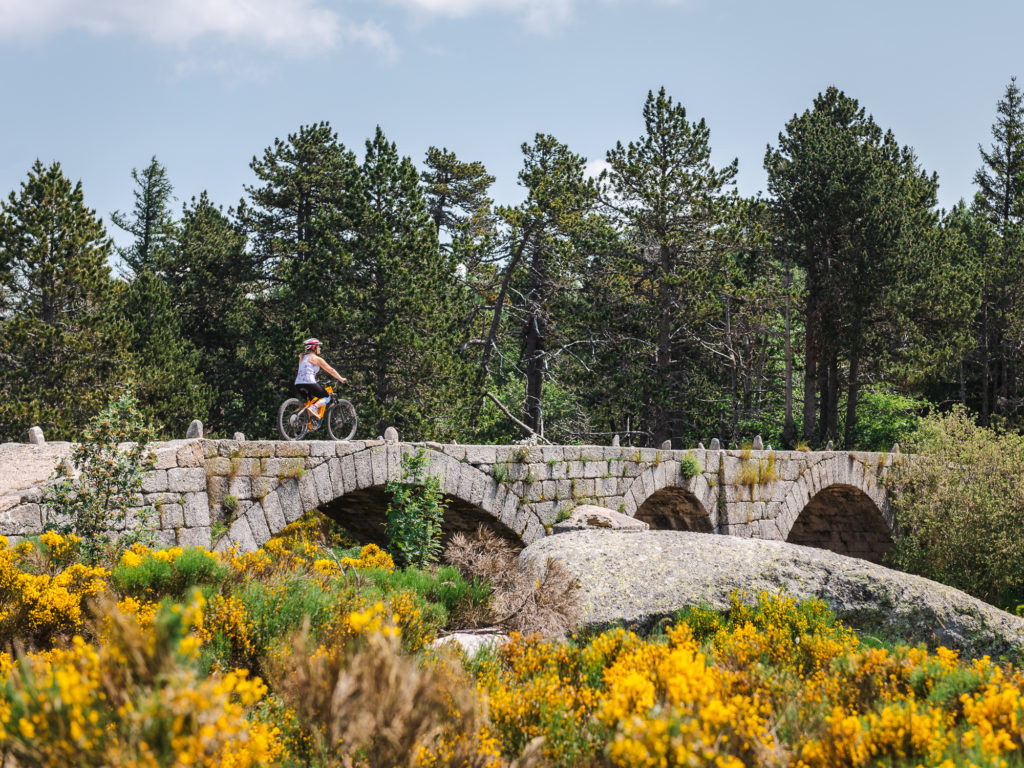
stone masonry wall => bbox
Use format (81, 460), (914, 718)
(0, 439), (897, 560)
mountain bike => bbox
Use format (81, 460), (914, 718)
(277, 384), (358, 441)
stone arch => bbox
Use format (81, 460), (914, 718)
(220, 445), (524, 553)
(776, 454), (893, 563)
(623, 460), (717, 532)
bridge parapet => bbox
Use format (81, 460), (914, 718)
(0, 439), (900, 561)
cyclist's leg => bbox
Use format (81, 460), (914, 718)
(296, 383), (329, 415)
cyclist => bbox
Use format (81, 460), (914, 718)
(295, 338), (347, 418)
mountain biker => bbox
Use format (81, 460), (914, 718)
(295, 338), (347, 418)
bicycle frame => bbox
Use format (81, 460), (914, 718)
(301, 385), (334, 430)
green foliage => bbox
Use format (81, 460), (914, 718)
(384, 449), (447, 568)
(111, 547), (227, 599)
(766, 86), (946, 448)
(164, 193), (257, 436)
(887, 408), (1024, 609)
(115, 270), (213, 436)
(0, 160), (125, 441)
(110, 156), (176, 277)
(679, 455), (701, 480)
(844, 384), (931, 451)
(45, 391), (157, 565)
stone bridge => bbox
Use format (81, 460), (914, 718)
(0, 438), (900, 562)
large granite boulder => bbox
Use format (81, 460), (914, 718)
(519, 530), (1024, 659)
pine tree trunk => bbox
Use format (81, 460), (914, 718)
(782, 279), (796, 447)
(654, 242), (673, 444)
(843, 344), (861, 449)
(522, 242), (546, 436)
(802, 318), (817, 442)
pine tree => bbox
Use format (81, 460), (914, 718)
(115, 270), (213, 436)
(110, 157), (175, 276)
(162, 193), (255, 435)
(0, 161), (125, 440)
(347, 127), (473, 438)
(766, 87), (941, 446)
(421, 146), (496, 248)
(473, 135), (599, 439)
(972, 78), (1024, 422)
(599, 88), (738, 445)
(243, 122), (361, 434)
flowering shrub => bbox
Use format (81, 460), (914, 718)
(10, 507), (1024, 768)
(469, 591), (1024, 767)
(0, 598), (283, 768)
(0, 536), (108, 648)
(339, 542), (395, 571)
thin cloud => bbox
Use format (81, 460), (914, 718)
(0, 0), (394, 56)
(384, 0), (574, 33)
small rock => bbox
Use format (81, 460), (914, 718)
(891, 442), (901, 454)
(660, 439), (672, 450)
(27, 426), (44, 445)
(186, 420), (204, 439)
(430, 632), (510, 656)
(826, 440), (834, 451)
(752, 435), (764, 451)
(697, 442), (705, 450)
(766, 444), (773, 452)
(384, 426), (399, 444)
(552, 505), (649, 534)
(709, 438), (721, 451)
(611, 435), (620, 447)
(233, 432), (246, 442)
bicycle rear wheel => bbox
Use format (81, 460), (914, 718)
(327, 399), (358, 441)
(278, 398), (310, 441)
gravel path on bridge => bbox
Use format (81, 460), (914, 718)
(520, 530), (1024, 659)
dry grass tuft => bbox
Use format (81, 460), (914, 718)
(274, 622), (502, 768)
(444, 526), (580, 638)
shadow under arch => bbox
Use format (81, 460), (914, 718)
(785, 483), (894, 563)
(634, 486), (714, 532)
(320, 486), (521, 548)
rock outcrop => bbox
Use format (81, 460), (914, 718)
(519, 530), (1024, 659)
(551, 505), (649, 534)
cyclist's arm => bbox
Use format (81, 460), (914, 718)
(311, 355), (346, 383)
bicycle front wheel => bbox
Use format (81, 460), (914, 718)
(327, 399), (358, 441)
(278, 398), (310, 441)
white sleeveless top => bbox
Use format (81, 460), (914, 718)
(295, 354), (320, 385)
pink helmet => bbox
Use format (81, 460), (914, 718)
(303, 338), (321, 350)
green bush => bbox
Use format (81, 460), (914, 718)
(846, 384), (931, 451)
(45, 390), (158, 564)
(886, 407), (1024, 609)
(111, 547), (227, 599)
(384, 449), (447, 568)
(364, 564), (492, 627)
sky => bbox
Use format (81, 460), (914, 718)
(1, 0), (1021, 248)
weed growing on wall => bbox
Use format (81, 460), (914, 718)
(45, 390), (157, 565)
(385, 449), (447, 568)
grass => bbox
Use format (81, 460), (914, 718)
(737, 452), (778, 496)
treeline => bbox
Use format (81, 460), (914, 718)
(2, 82), (1023, 448)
